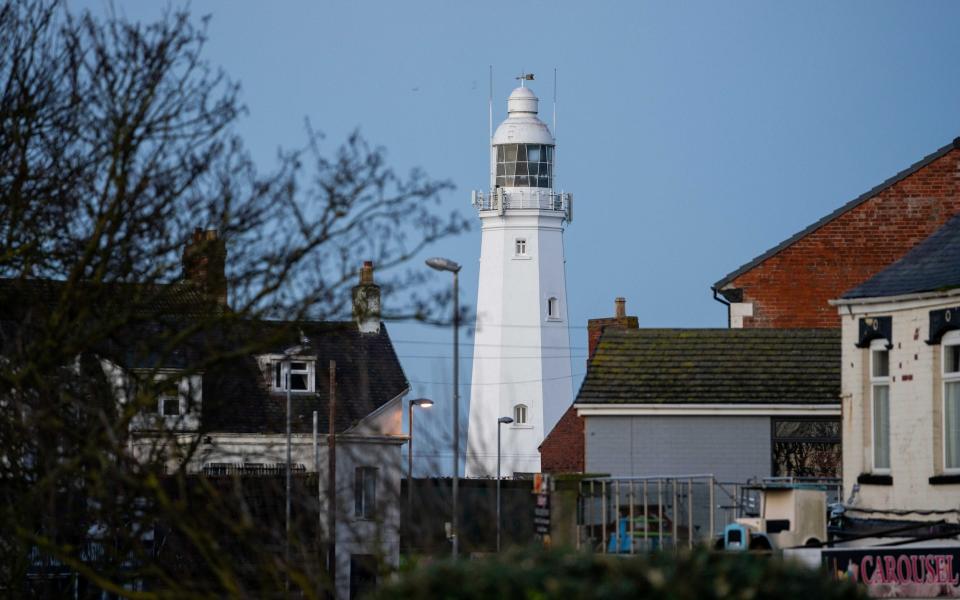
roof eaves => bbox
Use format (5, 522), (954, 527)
(712, 137), (960, 291)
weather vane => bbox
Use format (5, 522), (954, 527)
(516, 71), (535, 87)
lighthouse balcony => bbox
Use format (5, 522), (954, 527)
(471, 189), (573, 220)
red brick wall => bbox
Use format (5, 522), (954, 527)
(727, 146), (960, 328)
(540, 405), (584, 473)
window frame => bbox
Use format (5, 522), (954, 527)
(270, 358), (316, 393)
(546, 296), (561, 321)
(942, 331), (960, 473)
(354, 466), (378, 520)
(869, 338), (891, 474)
(513, 403), (528, 425)
(514, 238), (528, 257)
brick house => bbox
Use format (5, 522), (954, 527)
(542, 136), (960, 474)
(714, 137), (960, 328)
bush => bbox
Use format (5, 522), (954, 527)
(372, 548), (865, 600)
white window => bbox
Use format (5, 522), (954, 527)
(514, 404), (527, 425)
(870, 340), (890, 473)
(355, 466), (377, 519)
(515, 238), (527, 256)
(547, 297), (559, 320)
(943, 333), (960, 472)
(272, 359), (315, 393)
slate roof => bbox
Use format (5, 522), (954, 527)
(713, 137), (960, 292)
(202, 321), (409, 435)
(0, 278), (409, 434)
(841, 214), (960, 300)
(575, 328), (840, 405)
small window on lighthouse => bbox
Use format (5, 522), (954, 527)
(547, 297), (560, 319)
(514, 404), (527, 425)
(515, 238), (527, 256)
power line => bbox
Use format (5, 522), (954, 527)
(392, 339), (589, 350)
(401, 354), (588, 360)
(409, 372), (585, 387)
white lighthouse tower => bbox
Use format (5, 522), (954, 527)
(465, 76), (574, 477)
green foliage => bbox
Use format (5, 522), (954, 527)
(372, 548), (866, 600)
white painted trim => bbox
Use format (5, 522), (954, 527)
(574, 403), (840, 417)
(942, 334), (960, 473)
(831, 287), (960, 310)
(344, 386), (410, 434)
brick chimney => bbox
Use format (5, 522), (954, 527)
(587, 296), (639, 359)
(352, 261), (381, 334)
(182, 228), (227, 305)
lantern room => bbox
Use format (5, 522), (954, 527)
(491, 85), (556, 190)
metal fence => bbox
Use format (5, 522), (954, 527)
(578, 475), (844, 555)
(578, 475), (734, 554)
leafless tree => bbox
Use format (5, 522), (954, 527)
(0, 1), (467, 596)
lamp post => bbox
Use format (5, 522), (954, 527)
(407, 398), (434, 533)
(496, 416), (514, 552)
(281, 342), (306, 595)
(425, 256), (462, 558)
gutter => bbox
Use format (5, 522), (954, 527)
(712, 288), (731, 328)
(830, 286), (960, 307)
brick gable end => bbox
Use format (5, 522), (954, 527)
(727, 148), (960, 328)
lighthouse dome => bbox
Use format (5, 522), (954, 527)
(492, 86), (554, 146)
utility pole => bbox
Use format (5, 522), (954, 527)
(327, 360), (337, 596)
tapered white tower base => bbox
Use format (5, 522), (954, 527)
(465, 83), (574, 477)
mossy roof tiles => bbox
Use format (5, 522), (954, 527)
(576, 328), (840, 405)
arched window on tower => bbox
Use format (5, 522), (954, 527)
(547, 297), (559, 320)
(514, 404), (527, 425)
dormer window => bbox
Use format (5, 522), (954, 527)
(272, 359), (315, 393)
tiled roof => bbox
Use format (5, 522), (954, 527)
(575, 328), (840, 405)
(842, 213), (960, 300)
(713, 137), (960, 291)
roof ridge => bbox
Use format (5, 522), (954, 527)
(713, 136), (960, 291)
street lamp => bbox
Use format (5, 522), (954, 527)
(407, 398), (434, 529)
(425, 256), (461, 558)
(496, 416), (514, 552)
(281, 342), (307, 595)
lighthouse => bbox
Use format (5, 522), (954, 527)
(465, 76), (574, 477)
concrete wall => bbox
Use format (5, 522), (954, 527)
(584, 415), (772, 483)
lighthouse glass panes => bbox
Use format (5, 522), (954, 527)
(496, 144), (554, 188)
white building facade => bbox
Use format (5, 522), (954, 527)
(466, 82), (574, 477)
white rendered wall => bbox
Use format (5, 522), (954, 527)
(465, 208), (574, 477)
(838, 296), (960, 519)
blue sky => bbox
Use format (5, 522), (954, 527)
(79, 1), (960, 474)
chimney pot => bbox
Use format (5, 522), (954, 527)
(615, 297), (626, 318)
(360, 261), (375, 285)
